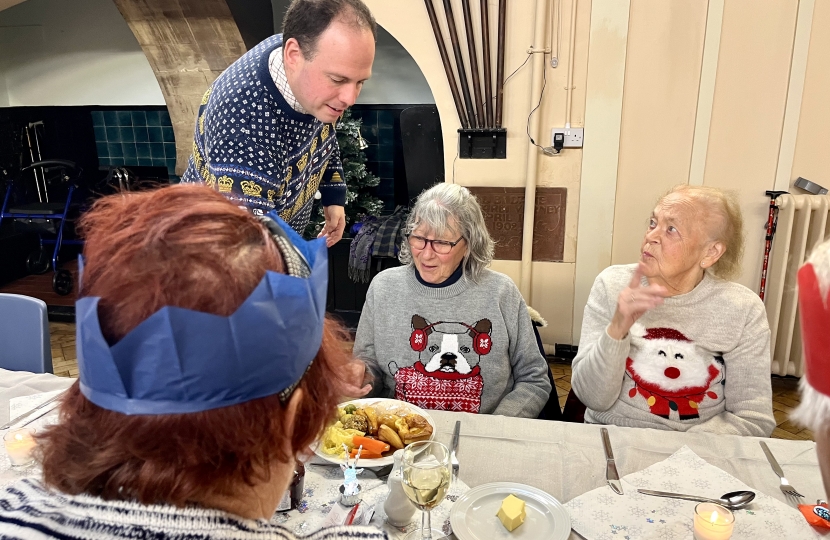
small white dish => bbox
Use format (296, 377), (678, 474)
(450, 482), (571, 540)
(312, 398), (436, 468)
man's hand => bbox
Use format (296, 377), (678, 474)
(318, 205), (346, 247)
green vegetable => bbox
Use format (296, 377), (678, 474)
(344, 404), (357, 414)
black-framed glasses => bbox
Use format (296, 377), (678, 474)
(406, 234), (464, 255)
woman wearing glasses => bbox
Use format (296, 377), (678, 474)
(353, 183), (551, 417)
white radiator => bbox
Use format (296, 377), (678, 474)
(765, 194), (830, 376)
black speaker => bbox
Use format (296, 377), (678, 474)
(400, 106), (444, 202)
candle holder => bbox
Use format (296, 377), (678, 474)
(3, 428), (37, 468)
(693, 502), (734, 540)
(339, 483), (362, 507)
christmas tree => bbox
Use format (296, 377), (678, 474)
(303, 108), (384, 239)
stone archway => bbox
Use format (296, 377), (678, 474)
(111, 0), (246, 175)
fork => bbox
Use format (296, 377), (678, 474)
(759, 441), (805, 499)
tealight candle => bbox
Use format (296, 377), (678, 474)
(693, 502), (734, 540)
(3, 428), (36, 467)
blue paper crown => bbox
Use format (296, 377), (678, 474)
(76, 214), (328, 415)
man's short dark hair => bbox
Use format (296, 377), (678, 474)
(282, 0), (377, 59)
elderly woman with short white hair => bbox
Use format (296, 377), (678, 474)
(792, 238), (830, 498)
(354, 183), (551, 417)
(572, 185), (775, 435)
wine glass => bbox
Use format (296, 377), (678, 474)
(400, 441), (452, 540)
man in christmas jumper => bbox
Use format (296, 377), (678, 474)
(182, 0), (376, 245)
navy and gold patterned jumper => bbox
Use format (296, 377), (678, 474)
(182, 35), (346, 233)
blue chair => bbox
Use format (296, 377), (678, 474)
(0, 293), (52, 373)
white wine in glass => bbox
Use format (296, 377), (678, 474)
(401, 465), (451, 510)
(400, 441), (451, 540)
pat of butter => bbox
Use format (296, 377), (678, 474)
(496, 494), (526, 532)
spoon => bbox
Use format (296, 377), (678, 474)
(638, 489), (756, 510)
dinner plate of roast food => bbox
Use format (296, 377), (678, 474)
(314, 398), (436, 467)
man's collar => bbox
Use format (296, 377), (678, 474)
(268, 46), (308, 115)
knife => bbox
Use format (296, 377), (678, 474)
(450, 420), (460, 483)
(601, 427), (623, 495)
(0, 391), (65, 430)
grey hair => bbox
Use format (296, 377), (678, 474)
(399, 183), (494, 283)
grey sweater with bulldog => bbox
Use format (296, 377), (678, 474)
(572, 264), (775, 436)
(354, 266), (551, 418)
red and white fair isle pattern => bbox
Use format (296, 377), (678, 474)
(394, 363), (484, 413)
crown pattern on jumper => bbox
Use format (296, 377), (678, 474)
(193, 143), (203, 171)
(297, 153), (309, 172)
(241, 181), (263, 198)
(76, 215), (328, 416)
(217, 176), (233, 192)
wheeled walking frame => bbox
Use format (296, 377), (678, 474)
(0, 159), (83, 295)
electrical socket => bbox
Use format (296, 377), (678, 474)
(551, 127), (584, 148)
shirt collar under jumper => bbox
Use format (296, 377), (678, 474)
(268, 45), (308, 115)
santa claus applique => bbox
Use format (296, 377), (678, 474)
(625, 326), (723, 420)
(389, 315), (488, 413)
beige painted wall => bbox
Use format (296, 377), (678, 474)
(610, 0), (707, 265)
(701, 0), (798, 290)
(791, 0), (830, 191)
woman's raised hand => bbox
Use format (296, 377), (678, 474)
(607, 263), (667, 340)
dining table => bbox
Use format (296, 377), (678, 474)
(2, 368), (826, 539)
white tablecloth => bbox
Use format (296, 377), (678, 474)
(427, 410), (823, 539)
(0, 368), (75, 427)
(2, 369), (824, 539)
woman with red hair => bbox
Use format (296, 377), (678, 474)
(0, 185), (386, 540)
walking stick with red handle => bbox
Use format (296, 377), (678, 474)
(760, 190), (788, 300)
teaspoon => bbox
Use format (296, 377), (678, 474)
(638, 489), (756, 510)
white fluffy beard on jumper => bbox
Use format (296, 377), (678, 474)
(629, 325), (720, 393)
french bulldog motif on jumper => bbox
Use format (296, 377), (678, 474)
(389, 315), (490, 413)
(624, 325), (724, 420)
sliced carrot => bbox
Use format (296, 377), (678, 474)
(352, 436), (390, 455)
(350, 449), (383, 459)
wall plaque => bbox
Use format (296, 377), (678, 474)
(468, 187), (567, 262)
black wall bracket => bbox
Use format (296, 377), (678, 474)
(458, 128), (507, 159)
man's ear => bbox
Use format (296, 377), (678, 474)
(283, 37), (304, 72)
